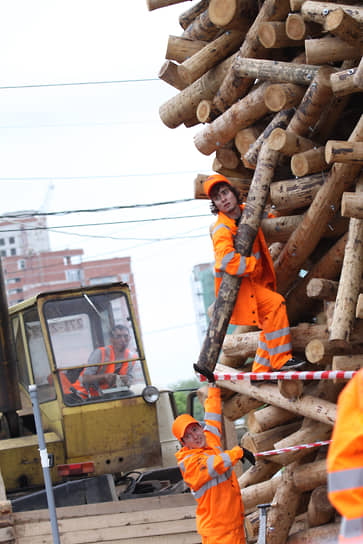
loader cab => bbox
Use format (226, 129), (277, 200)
(7, 283), (163, 488)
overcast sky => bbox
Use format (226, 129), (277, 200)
(0, 1), (217, 387)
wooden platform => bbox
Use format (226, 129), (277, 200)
(1, 494), (200, 544)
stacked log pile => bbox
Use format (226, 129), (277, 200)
(147, 0), (362, 542)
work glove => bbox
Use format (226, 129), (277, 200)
(241, 447), (256, 466)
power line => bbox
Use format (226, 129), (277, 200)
(0, 77), (159, 91)
(0, 170), (204, 182)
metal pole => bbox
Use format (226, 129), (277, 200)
(29, 384), (61, 544)
(257, 503), (271, 544)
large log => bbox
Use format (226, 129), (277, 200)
(195, 144), (279, 379)
(285, 13), (322, 41)
(159, 52), (236, 129)
(182, 8), (220, 41)
(247, 405), (301, 433)
(306, 278), (340, 300)
(307, 485), (335, 527)
(241, 421), (302, 455)
(238, 458), (281, 489)
(332, 353), (363, 371)
(270, 173), (324, 211)
(301, 1), (363, 24)
(179, 0), (209, 29)
(324, 7), (363, 48)
(158, 61), (188, 91)
(330, 67), (361, 97)
(208, 0), (258, 28)
(222, 391), (262, 420)
(305, 36), (360, 65)
(258, 21), (304, 48)
(330, 177), (363, 346)
(266, 462), (302, 544)
(268, 128), (315, 155)
(291, 147), (328, 177)
(275, 114), (363, 294)
(212, 0), (291, 113)
(165, 35), (208, 63)
(233, 58), (320, 85)
(287, 522), (340, 543)
(194, 82), (270, 155)
(264, 84), (306, 112)
(215, 362), (337, 425)
(325, 140), (363, 164)
(342, 191), (363, 218)
(178, 30), (245, 86)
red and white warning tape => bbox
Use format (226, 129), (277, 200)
(198, 370), (357, 382)
(254, 440), (331, 458)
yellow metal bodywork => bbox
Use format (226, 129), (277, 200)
(0, 432), (65, 491)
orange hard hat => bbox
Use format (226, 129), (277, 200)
(172, 413), (200, 441)
(203, 174), (231, 198)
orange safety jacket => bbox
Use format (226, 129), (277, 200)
(327, 369), (363, 543)
(72, 346), (135, 398)
(175, 387), (245, 539)
(211, 204), (276, 326)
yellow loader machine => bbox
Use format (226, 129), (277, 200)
(0, 273), (183, 510)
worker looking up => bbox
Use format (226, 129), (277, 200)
(327, 368), (363, 543)
(72, 325), (136, 399)
(172, 382), (255, 543)
(204, 173), (305, 372)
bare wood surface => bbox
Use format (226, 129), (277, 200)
(305, 36), (360, 64)
(194, 82), (270, 155)
(258, 21), (304, 48)
(215, 142), (241, 169)
(179, 0), (209, 29)
(182, 8), (220, 41)
(291, 147), (327, 177)
(208, 0), (258, 28)
(241, 421), (301, 455)
(332, 353), (363, 371)
(238, 459), (281, 489)
(165, 35), (207, 63)
(264, 84), (306, 112)
(357, 293), (363, 318)
(354, 55), (363, 88)
(287, 522), (340, 543)
(301, 1), (363, 24)
(330, 177), (363, 345)
(158, 60), (188, 91)
(274, 114), (363, 294)
(307, 486), (335, 527)
(278, 379), (304, 400)
(212, 0), (291, 113)
(222, 391), (262, 420)
(178, 30), (244, 86)
(268, 128), (315, 155)
(324, 7), (363, 48)
(331, 67), (361, 97)
(247, 405), (301, 433)
(306, 278), (339, 300)
(325, 140), (363, 164)
(234, 126), (260, 168)
(285, 13), (321, 40)
(146, 0), (192, 11)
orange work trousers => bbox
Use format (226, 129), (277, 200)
(201, 526), (246, 544)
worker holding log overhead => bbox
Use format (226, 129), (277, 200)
(327, 368), (363, 543)
(172, 382), (255, 543)
(204, 174), (306, 372)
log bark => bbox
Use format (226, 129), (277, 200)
(195, 144), (279, 378)
(291, 147), (328, 177)
(262, 215), (303, 243)
(268, 128), (315, 155)
(270, 173), (324, 211)
(325, 140), (363, 164)
(165, 35), (208, 63)
(159, 52), (236, 129)
(179, 0), (209, 29)
(357, 294), (363, 318)
(194, 82), (270, 155)
(266, 462), (302, 544)
(241, 421), (301, 455)
(215, 362), (337, 425)
(332, 353), (363, 371)
(285, 13), (322, 41)
(285, 234), (348, 324)
(275, 115), (363, 294)
(244, 108), (294, 168)
(287, 66), (334, 138)
(305, 36), (360, 64)
(342, 179), (363, 218)
(264, 84), (306, 112)
(212, 0), (291, 113)
(301, 1), (363, 25)
(158, 61), (188, 91)
(310, 94), (350, 144)
(354, 55), (363, 88)
(258, 21), (304, 48)
(287, 522), (340, 543)
(331, 67), (362, 97)
(146, 0), (191, 10)
(196, 99), (220, 123)
(222, 392), (262, 420)
(247, 405), (301, 433)
(234, 57), (319, 85)
(182, 8), (220, 41)
(330, 177), (363, 346)
(215, 142), (241, 170)
(238, 458), (281, 489)
(178, 30), (245, 86)
(193, 172), (251, 200)
(306, 278), (339, 300)
(234, 126), (260, 168)
(278, 379), (304, 400)
(324, 7), (363, 48)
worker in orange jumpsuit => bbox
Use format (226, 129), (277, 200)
(204, 174), (305, 372)
(327, 368), (363, 543)
(172, 383), (255, 543)
(72, 325), (136, 399)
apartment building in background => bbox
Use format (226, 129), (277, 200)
(0, 212), (140, 324)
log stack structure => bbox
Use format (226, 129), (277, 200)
(147, 0), (362, 542)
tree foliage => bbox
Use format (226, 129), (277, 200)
(168, 377), (204, 420)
